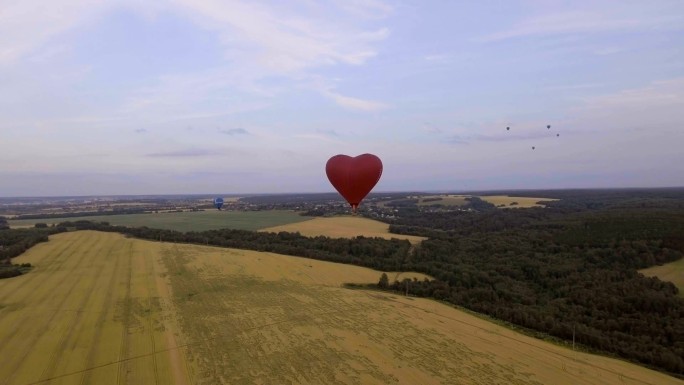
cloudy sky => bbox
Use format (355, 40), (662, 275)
(1, 0), (683, 196)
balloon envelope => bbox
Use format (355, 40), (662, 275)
(326, 154), (383, 211)
(214, 197), (224, 210)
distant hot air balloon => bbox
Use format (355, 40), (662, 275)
(326, 154), (383, 213)
(556, 133), (560, 137)
(506, 126), (510, 131)
(547, 125), (551, 129)
(214, 197), (224, 210)
(532, 146), (536, 150)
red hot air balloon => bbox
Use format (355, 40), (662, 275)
(326, 154), (383, 212)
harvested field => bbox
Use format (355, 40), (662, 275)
(640, 258), (684, 297)
(166, 241), (683, 385)
(479, 195), (558, 208)
(1, 231), (681, 385)
(259, 216), (427, 244)
(0, 231), (190, 385)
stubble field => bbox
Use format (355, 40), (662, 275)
(479, 195), (558, 208)
(259, 216), (427, 244)
(0, 231), (189, 385)
(0, 231), (681, 385)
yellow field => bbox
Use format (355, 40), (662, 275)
(479, 195), (559, 208)
(1, 231), (682, 385)
(0, 231), (190, 385)
(640, 258), (684, 297)
(259, 216), (427, 244)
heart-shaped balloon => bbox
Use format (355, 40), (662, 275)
(326, 153), (383, 211)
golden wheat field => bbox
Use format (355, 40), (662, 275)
(640, 258), (684, 297)
(1, 231), (682, 385)
(479, 195), (559, 208)
(0, 231), (190, 385)
(259, 216), (427, 244)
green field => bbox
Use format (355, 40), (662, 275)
(416, 195), (469, 207)
(9, 210), (312, 232)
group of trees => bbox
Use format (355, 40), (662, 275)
(0, 223), (62, 278)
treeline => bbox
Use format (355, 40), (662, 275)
(239, 192), (426, 205)
(382, 196), (496, 211)
(12, 208), (150, 220)
(0, 225), (63, 278)
(59, 220), (412, 271)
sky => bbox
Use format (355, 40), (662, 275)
(1, 0), (683, 196)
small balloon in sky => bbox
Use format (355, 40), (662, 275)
(532, 146), (536, 150)
(214, 197), (224, 210)
(326, 154), (383, 213)
(547, 125), (551, 129)
(506, 126), (510, 131)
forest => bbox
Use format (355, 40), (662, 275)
(1, 189), (683, 376)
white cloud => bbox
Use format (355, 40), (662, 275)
(170, 0), (389, 72)
(322, 90), (389, 111)
(479, 11), (675, 42)
(575, 77), (684, 129)
(1, 0), (391, 122)
(331, 0), (392, 19)
(117, 0), (392, 117)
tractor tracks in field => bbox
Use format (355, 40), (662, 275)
(0, 234), (103, 385)
(37, 240), (119, 382)
(142, 243), (160, 385)
(19, 304), (368, 385)
(0, 232), (85, 305)
(78, 239), (126, 385)
(116, 242), (134, 385)
(361, 291), (665, 385)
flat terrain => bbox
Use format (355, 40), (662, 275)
(479, 195), (559, 208)
(1, 231), (682, 385)
(8, 209), (310, 232)
(377, 194), (558, 209)
(640, 258), (684, 297)
(0, 231), (190, 385)
(259, 216), (427, 244)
